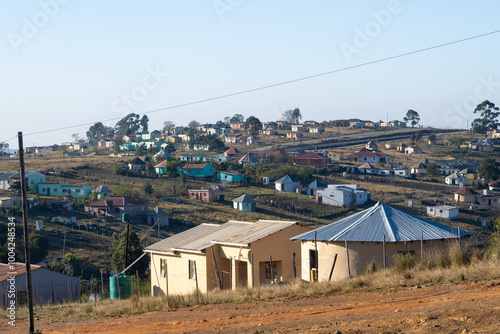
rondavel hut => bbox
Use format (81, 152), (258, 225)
(291, 202), (470, 282)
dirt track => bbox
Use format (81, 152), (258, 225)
(5, 281), (500, 334)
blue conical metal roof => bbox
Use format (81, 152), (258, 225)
(291, 202), (470, 242)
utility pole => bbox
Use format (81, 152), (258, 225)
(125, 221), (130, 274)
(18, 132), (35, 334)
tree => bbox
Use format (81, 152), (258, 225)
(135, 144), (147, 156)
(410, 131), (422, 144)
(426, 162), (439, 177)
(188, 120), (200, 129)
(28, 231), (49, 264)
(229, 114), (245, 123)
(0, 142), (9, 157)
(163, 142), (176, 154)
(244, 116), (262, 136)
(114, 182), (139, 199)
(451, 136), (464, 150)
(141, 181), (154, 195)
(140, 115), (149, 134)
(427, 134), (437, 145)
(282, 108), (302, 124)
(478, 158), (500, 183)
(404, 109), (420, 128)
(471, 100), (500, 135)
(163, 121), (175, 133)
(9, 180), (21, 196)
(86, 122), (114, 139)
(71, 133), (81, 143)
(111, 230), (149, 276)
(114, 113), (142, 136)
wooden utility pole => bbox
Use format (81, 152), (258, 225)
(18, 132), (35, 333)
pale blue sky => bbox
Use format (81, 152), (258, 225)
(1, 1), (500, 147)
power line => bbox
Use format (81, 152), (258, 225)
(2, 28), (500, 144)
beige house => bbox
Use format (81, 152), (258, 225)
(292, 202), (470, 282)
(146, 220), (310, 296)
(0, 196), (22, 208)
(454, 187), (478, 203)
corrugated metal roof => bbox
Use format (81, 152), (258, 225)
(275, 175), (300, 184)
(232, 193), (256, 203)
(146, 220), (297, 253)
(291, 202), (470, 242)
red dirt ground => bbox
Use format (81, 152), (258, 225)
(4, 280), (500, 333)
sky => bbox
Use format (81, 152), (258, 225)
(1, 1), (500, 148)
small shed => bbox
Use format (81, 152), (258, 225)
(232, 193), (257, 211)
(91, 185), (112, 199)
(147, 206), (169, 227)
(445, 172), (466, 187)
(275, 175), (301, 193)
(427, 205), (459, 219)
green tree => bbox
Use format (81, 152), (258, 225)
(114, 183), (139, 199)
(0, 142), (9, 157)
(451, 136), (464, 150)
(282, 108), (302, 124)
(478, 158), (500, 183)
(426, 162), (439, 176)
(427, 134), (437, 145)
(29, 231), (49, 264)
(229, 114), (245, 123)
(404, 109), (420, 128)
(471, 100), (499, 135)
(163, 121), (175, 133)
(141, 181), (154, 195)
(244, 116), (262, 136)
(111, 230), (149, 276)
(86, 122), (114, 139)
(165, 160), (181, 176)
(163, 142), (176, 154)
(135, 144), (147, 156)
(410, 131), (423, 144)
(112, 164), (125, 175)
(188, 120), (200, 129)
(9, 180), (22, 196)
(140, 115), (149, 134)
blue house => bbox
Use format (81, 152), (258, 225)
(91, 185), (112, 199)
(232, 193), (256, 211)
(38, 183), (92, 198)
(216, 171), (245, 183)
(9, 171), (46, 193)
(179, 164), (214, 178)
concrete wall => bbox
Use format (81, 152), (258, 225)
(300, 239), (452, 282)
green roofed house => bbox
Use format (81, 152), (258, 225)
(179, 163), (214, 178)
(232, 193), (256, 211)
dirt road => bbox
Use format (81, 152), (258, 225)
(6, 280), (500, 333)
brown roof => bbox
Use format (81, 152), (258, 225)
(346, 148), (388, 158)
(130, 157), (145, 164)
(86, 197), (146, 207)
(154, 160), (169, 168)
(180, 163), (210, 169)
(454, 187), (478, 195)
(489, 180), (500, 188)
(0, 262), (41, 281)
(293, 153), (327, 160)
(224, 147), (239, 155)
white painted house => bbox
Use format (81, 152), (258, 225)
(275, 175), (301, 193)
(316, 184), (370, 207)
(445, 172), (466, 187)
(427, 205), (459, 219)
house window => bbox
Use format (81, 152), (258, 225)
(160, 259), (166, 278)
(188, 260), (196, 280)
(54, 188), (57, 192)
(75, 189), (80, 193)
(63, 189), (67, 193)
(197, 171), (200, 174)
(42, 188), (46, 192)
(115, 208), (120, 214)
(263, 261), (278, 279)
